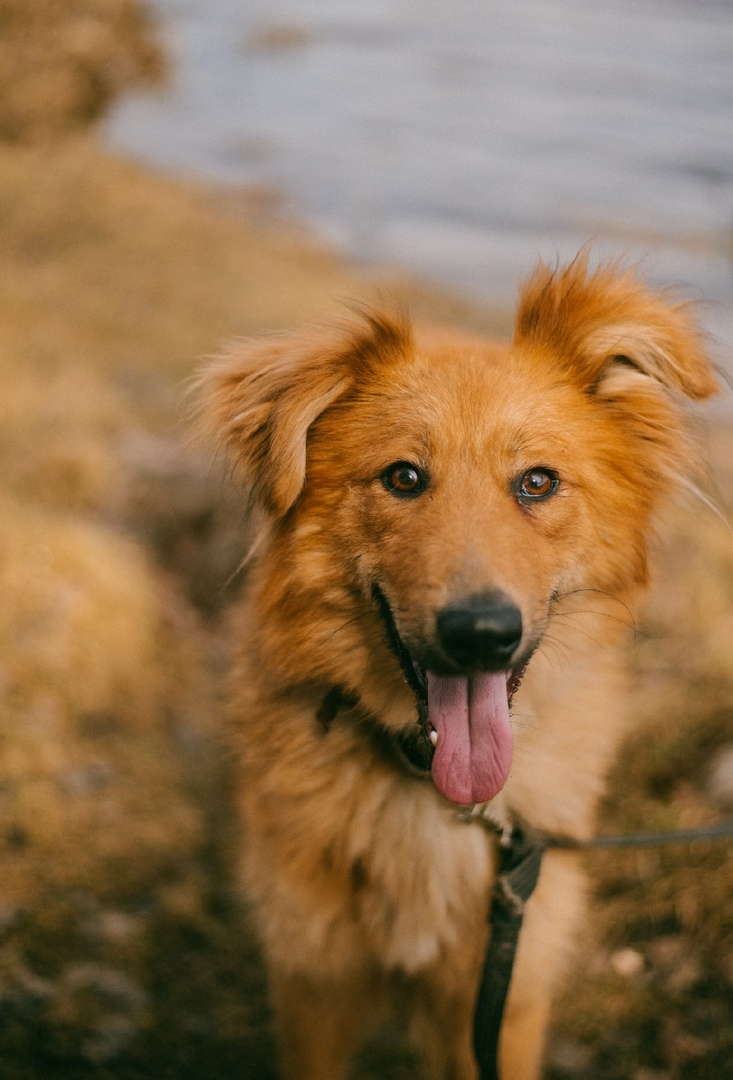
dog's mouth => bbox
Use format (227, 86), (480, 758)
(371, 585), (527, 806)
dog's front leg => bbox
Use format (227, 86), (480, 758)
(270, 967), (393, 1080)
(271, 965), (479, 1080)
(498, 850), (586, 1080)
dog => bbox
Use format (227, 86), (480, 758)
(198, 254), (716, 1079)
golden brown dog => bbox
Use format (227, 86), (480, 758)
(199, 255), (716, 1080)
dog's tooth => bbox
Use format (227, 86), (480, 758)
(429, 730), (438, 747)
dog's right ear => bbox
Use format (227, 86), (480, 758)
(196, 311), (412, 517)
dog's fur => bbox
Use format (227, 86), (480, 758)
(199, 255), (716, 1080)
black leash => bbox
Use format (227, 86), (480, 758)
(471, 815), (733, 1080)
(546, 816), (733, 849)
(473, 825), (546, 1080)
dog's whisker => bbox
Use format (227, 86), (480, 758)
(508, 718), (541, 733)
(533, 636), (572, 664)
(509, 744), (548, 759)
(542, 623), (613, 653)
(550, 608), (644, 636)
(550, 588), (637, 629)
(312, 611), (374, 646)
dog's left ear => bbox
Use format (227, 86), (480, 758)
(514, 255), (718, 403)
(196, 310), (412, 516)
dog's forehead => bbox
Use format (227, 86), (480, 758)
(361, 336), (580, 434)
(330, 336), (591, 481)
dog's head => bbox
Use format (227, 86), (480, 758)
(200, 255), (717, 806)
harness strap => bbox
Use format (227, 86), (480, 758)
(473, 827), (546, 1080)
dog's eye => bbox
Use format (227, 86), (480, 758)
(518, 468), (559, 501)
(382, 462), (427, 498)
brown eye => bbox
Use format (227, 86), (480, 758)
(518, 468), (558, 500)
(382, 462), (427, 498)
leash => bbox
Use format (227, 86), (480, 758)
(466, 812), (733, 1080)
(472, 823), (546, 1080)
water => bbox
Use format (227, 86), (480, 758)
(106, 0), (733, 368)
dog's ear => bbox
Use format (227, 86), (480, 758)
(514, 254), (718, 403)
(197, 310), (412, 516)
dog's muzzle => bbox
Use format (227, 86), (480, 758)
(369, 584), (531, 798)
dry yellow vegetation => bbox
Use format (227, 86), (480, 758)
(0, 0), (163, 143)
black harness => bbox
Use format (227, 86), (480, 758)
(472, 824), (546, 1080)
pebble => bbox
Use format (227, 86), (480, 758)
(610, 948), (645, 977)
(547, 1037), (594, 1071)
(705, 744), (733, 810)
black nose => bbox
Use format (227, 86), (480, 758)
(436, 593), (523, 670)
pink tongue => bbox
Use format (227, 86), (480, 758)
(427, 671), (513, 805)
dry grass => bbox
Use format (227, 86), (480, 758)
(0, 0), (164, 143)
(0, 3), (731, 1075)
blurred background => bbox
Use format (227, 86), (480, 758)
(105, 0), (733, 367)
(0, 1), (732, 1078)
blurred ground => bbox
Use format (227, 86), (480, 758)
(0, 3), (731, 1078)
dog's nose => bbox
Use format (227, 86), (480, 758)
(436, 594), (523, 669)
